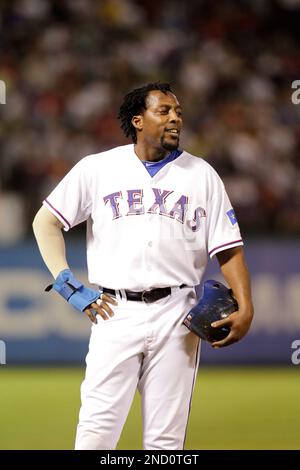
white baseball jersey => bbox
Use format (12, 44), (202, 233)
(43, 144), (243, 290)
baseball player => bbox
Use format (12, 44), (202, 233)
(32, 82), (254, 450)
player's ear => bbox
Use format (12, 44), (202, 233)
(131, 115), (143, 131)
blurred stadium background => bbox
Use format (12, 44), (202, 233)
(0, 0), (300, 450)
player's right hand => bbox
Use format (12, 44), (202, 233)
(84, 294), (118, 324)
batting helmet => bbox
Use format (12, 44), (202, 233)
(183, 280), (238, 342)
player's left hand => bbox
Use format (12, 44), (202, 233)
(210, 305), (254, 348)
(84, 294), (118, 324)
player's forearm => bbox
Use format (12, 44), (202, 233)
(216, 246), (254, 317)
(32, 207), (69, 279)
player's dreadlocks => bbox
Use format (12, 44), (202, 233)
(118, 82), (173, 143)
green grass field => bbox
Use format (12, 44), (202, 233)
(0, 366), (299, 450)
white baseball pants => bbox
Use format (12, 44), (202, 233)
(75, 286), (200, 450)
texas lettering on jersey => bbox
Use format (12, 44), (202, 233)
(103, 188), (207, 232)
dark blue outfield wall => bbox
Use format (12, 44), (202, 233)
(0, 238), (299, 365)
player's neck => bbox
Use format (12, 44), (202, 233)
(134, 144), (168, 163)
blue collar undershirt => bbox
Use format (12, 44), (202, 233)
(141, 149), (183, 177)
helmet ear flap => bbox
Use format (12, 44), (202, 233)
(183, 280), (238, 342)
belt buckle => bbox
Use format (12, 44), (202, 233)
(141, 290), (153, 303)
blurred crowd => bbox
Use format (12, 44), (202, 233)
(0, 0), (300, 243)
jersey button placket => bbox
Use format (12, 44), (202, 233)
(145, 218), (155, 349)
(145, 215), (154, 275)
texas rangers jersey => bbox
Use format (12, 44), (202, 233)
(43, 144), (243, 290)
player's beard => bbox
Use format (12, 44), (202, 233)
(160, 135), (179, 151)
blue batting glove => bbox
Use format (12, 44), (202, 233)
(45, 269), (101, 312)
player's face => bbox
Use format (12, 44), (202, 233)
(137, 90), (183, 151)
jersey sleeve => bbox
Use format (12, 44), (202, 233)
(206, 171), (243, 258)
(43, 158), (92, 231)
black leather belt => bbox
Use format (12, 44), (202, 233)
(102, 285), (187, 303)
